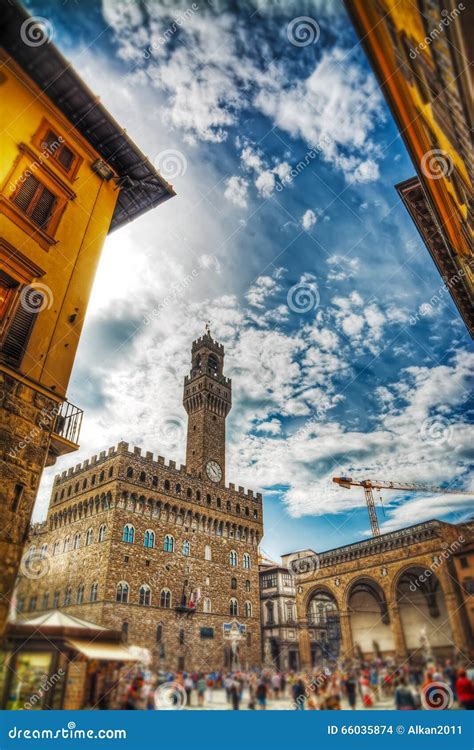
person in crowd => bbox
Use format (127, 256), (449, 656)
(456, 669), (474, 709)
(256, 679), (268, 709)
(394, 677), (417, 710)
(292, 677), (306, 710)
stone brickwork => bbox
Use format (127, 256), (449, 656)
(15, 334), (264, 671)
(0, 371), (60, 638)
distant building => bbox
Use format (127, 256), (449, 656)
(345, 0), (473, 336)
(285, 519), (473, 667)
(259, 556), (299, 671)
(0, 1), (174, 638)
(14, 332), (263, 672)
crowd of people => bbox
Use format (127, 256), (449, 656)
(118, 658), (474, 710)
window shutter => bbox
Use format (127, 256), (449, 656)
(1, 296), (42, 363)
(30, 187), (56, 227)
(13, 175), (40, 212)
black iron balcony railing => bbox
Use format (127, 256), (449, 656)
(53, 400), (83, 446)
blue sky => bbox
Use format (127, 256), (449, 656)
(28, 0), (473, 560)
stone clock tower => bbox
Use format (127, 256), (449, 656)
(183, 327), (231, 485)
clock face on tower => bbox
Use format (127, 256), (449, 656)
(206, 460), (222, 483)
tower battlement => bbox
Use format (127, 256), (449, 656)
(191, 333), (224, 355)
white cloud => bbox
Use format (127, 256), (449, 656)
(224, 175), (249, 207)
(301, 209), (317, 230)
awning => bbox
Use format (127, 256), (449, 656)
(66, 640), (139, 662)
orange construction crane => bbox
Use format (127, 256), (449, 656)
(332, 476), (472, 537)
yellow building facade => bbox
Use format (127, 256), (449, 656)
(345, 0), (473, 336)
(0, 3), (174, 637)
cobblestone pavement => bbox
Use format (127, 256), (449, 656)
(184, 688), (396, 710)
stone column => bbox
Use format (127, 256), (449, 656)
(339, 611), (354, 659)
(298, 622), (311, 669)
(437, 569), (471, 656)
(389, 603), (408, 660)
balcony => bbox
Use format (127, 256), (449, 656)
(47, 400), (83, 464)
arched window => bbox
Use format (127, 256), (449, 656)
(216, 497), (222, 508)
(266, 601), (275, 625)
(82, 479), (87, 489)
(64, 587), (72, 606)
(40, 543), (48, 559)
(156, 624), (163, 643)
(53, 541), (60, 556)
(140, 471), (146, 482)
(73, 533), (80, 550)
(62, 535), (69, 552)
(164, 535), (174, 553)
(187, 487), (192, 498)
(116, 581), (129, 603)
(53, 591), (60, 608)
(203, 597), (212, 613)
(68, 486), (72, 497)
(196, 490), (201, 502)
(226, 501), (231, 511)
(139, 584), (151, 606)
(182, 540), (190, 556)
(28, 596), (37, 612)
(109, 466), (114, 478)
(244, 601), (252, 618)
(85, 528), (93, 546)
(229, 550), (237, 567)
(208, 354), (219, 374)
(60, 490), (64, 499)
(41, 591), (49, 610)
(231, 577), (237, 590)
(245, 506), (249, 516)
(286, 600), (295, 622)
(245, 580), (251, 592)
(229, 598), (238, 617)
(160, 589), (171, 608)
(164, 480), (170, 491)
(90, 582), (98, 602)
(76, 584), (84, 604)
(243, 553), (251, 569)
(204, 545), (212, 561)
(176, 483), (181, 494)
(236, 503), (240, 514)
(144, 530), (155, 549)
(206, 494), (212, 505)
(122, 524), (134, 544)
(126, 467), (133, 478)
(98, 524), (106, 542)
(99, 471), (105, 482)
(253, 510), (258, 520)
(26, 545), (36, 561)
(91, 475), (96, 485)
(152, 475), (158, 487)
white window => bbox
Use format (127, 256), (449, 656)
(229, 550), (237, 567)
(229, 598), (238, 617)
(85, 528), (93, 546)
(182, 540), (190, 556)
(204, 545), (212, 561)
(98, 525), (106, 542)
(116, 581), (129, 603)
(243, 553), (251, 569)
(139, 584), (151, 606)
(203, 597), (212, 613)
(73, 533), (80, 550)
(244, 601), (252, 618)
